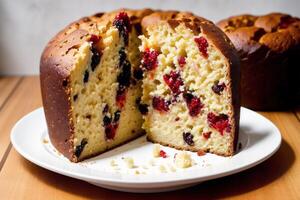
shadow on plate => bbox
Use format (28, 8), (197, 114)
(22, 138), (294, 199)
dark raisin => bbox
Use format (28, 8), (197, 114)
(183, 92), (203, 117)
(83, 70), (89, 83)
(141, 48), (159, 71)
(152, 96), (170, 112)
(117, 60), (131, 87)
(74, 138), (88, 158)
(119, 47), (127, 67)
(194, 36), (209, 58)
(113, 12), (131, 46)
(212, 81), (226, 95)
(183, 132), (194, 146)
(103, 115), (112, 126)
(90, 46), (101, 71)
(133, 68), (143, 80)
(102, 104), (109, 114)
(73, 94), (78, 101)
(138, 103), (149, 115)
(207, 112), (231, 135)
(113, 110), (121, 122)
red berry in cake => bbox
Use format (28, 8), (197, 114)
(105, 124), (118, 140)
(89, 34), (100, 44)
(212, 81), (226, 95)
(178, 56), (186, 68)
(207, 112), (231, 135)
(163, 71), (184, 94)
(183, 92), (203, 117)
(116, 88), (127, 109)
(183, 132), (194, 146)
(159, 150), (167, 158)
(113, 12), (131, 46)
(152, 96), (170, 112)
(141, 48), (159, 71)
(194, 36), (209, 58)
(74, 138), (88, 158)
(202, 131), (212, 139)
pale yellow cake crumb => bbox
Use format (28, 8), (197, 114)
(152, 144), (161, 157)
(159, 165), (167, 173)
(110, 159), (118, 167)
(174, 152), (193, 168)
(123, 157), (135, 169)
(135, 170), (140, 175)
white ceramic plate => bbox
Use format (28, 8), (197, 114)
(11, 107), (281, 193)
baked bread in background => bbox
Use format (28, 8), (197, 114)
(40, 9), (240, 162)
(218, 13), (300, 110)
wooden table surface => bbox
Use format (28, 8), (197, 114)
(0, 76), (299, 200)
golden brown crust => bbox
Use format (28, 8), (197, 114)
(217, 13), (300, 110)
(41, 9), (240, 161)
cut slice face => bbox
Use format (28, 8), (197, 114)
(69, 12), (144, 161)
(139, 21), (236, 156)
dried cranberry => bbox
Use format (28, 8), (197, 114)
(133, 68), (143, 80)
(183, 132), (194, 146)
(194, 36), (209, 58)
(74, 138), (88, 158)
(197, 150), (206, 156)
(202, 131), (212, 139)
(152, 96), (170, 112)
(212, 81), (226, 95)
(113, 12), (131, 46)
(105, 124), (118, 140)
(159, 150), (167, 158)
(183, 92), (203, 117)
(141, 48), (159, 71)
(178, 56), (186, 68)
(163, 71), (184, 94)
(207, 112), (231, 135)
(90, 46), (101, 71)
(116, 87), (127, 109)
(89, 34), (100, 44)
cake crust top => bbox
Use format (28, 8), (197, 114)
(217, 13), (300, 57)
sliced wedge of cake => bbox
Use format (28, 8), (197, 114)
(139, 12), (240, 156)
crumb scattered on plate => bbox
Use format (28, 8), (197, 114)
(123, 157), (135, 169)
(174, 151), (193, 168)
(152, 144), (161, 157)
(159, 165), (167, 173)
